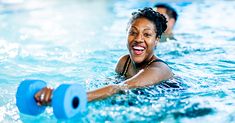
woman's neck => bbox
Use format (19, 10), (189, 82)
(132, 55), (157, 70)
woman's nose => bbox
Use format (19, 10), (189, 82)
(135, 33), (144, 42)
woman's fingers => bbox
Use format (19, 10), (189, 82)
(44, 88), (53, 106)
(34, 88), (43, 106)
(34, 87), (53, 106)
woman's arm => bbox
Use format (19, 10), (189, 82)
(87, 62), (172, 102)
(35, 62), (172, 104)
(87, 84), (128, 102)
(124, 64), (172, 89)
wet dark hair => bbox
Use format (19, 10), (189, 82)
(154, 3), (178, 21)
(128, 7), (167, 38)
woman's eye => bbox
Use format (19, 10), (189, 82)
(144, 33), (152, 37)
(129, 31), (137, 35)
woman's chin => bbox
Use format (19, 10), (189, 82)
(129, 51), (146, 64)
(131, 57), (144, 64)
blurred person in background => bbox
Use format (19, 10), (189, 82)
(154, 3), (178, 42)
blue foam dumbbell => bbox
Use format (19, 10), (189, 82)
(16, 80), (87, 119)
(52, 84), (87, 119)
(16, 80), (47, 115)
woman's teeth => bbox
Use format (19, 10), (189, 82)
(133, 46), (144, 50)
(133, 46), (144, 55)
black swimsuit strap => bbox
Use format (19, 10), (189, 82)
(153, 59), (168, 65)
(121, 57), (168, 76)
(121, 56), (131, 76)
(146, 59), (168, 68)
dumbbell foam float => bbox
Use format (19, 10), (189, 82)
(16, 80), (87, 119)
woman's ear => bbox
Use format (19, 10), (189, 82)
(155, 37), (160, 45)
(154, 37), (160, 49)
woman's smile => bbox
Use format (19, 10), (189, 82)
(132, 44), (146, 55)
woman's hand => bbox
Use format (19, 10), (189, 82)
(34, 87), (53, 106)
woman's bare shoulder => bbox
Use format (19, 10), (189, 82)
(148, 61), (173, 80)
(115, 54), (129, 73)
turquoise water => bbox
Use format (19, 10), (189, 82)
(0, 0), (235, 122)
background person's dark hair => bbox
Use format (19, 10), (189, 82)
(154, 3), (178, 21)
(128, 7), (167, 38)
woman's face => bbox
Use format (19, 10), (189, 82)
(127, 18), (158, 64)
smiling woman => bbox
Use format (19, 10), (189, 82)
(34, 7), (173, 104)
(1, 0), (234, 122)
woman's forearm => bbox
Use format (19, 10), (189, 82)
(87, 84), (123, 102)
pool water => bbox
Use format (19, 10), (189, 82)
(0, 0), (235, 122)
